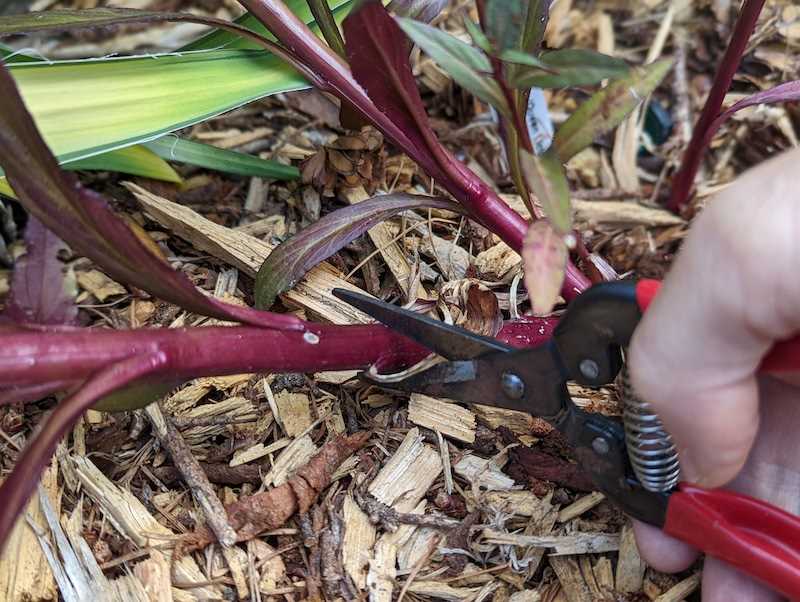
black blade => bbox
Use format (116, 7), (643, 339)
(332, 288), (511, 360)
(364, 343), (569, 420)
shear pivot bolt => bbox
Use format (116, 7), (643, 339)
(579, 359), (600, 380)
(501, 372), (525, 400)
(592, 437), (610, 455)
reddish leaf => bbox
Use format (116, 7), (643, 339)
(255, 194), (461, 308)
(343, 0), (455, 183)
(0, 61), (303, 331)
(6, 217), (78, 326)
(522, 220), (567, 316)
(0, 351), (168, 549)
(708, 81), (800, 146)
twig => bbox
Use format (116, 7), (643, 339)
(146, 403), (238, 547)
(353, 488), (460, 531)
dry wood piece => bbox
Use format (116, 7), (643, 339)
(592, 556), (615, 595)
(408, 394), (476, 443)
(406, 581), (482, 601)
(367, 539), (397, 602)
(274, 390), (312, 437)
(185, 432), (370, 550)
(557, 492), (605, 523)
(453, 454), (514, 491)
(368, 427), (442, 511)
(472, 404), (552, 437)
(146, 402), (237, 547)
(572, 199), (684, 228)
(482, 529), (620, 555)
(133, 550), (172, 602)
(342, 494), (377, 590)
(0, 463), (58, 602)
(475, 242), (521, 280)
(127, 183), (373, 324)
(263, 434), (318, 487)
(654, 572), (701, 602)
(615, 522), (646, 593)
(482, 491), (553, 518)
(549, 556), (593, 602)
(71, 456), (220, 600)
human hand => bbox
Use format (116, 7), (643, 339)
(628, 147), (800, 601)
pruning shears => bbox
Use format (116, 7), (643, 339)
(333, 279), (800, 599)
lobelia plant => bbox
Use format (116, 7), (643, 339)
(0, 0), (798, 554)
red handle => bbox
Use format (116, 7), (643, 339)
(635, 279), (800, 373)
(664, 485), (800, 600)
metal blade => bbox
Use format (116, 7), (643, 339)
(332, 288), (512, 360)
(365, 342), (569, 421)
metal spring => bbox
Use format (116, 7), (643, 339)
(618, 365), (681, 492)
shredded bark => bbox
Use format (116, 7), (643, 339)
(181, 431), (370, 552)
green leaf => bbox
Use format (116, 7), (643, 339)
(554, 59), (672, 162)
(521, 0), (549, 54)
(8, 50), (306, 166)
(510, 49), (630, 89)
(68, 145), (182, 182)
(396, 17), (510, 117)
(522, 219), (567, 316)
(182, 0), (353, 51)
(255, 193), (462, 309)
(1, 146), (181, 199)
(463, 17), (492, 54)
(306, 0), (347, 57)
(145, 137), (300, 180)
(4, 1), (353, 169)
(484, 0), (526, 52)
(519, 148), (571, 234)
(498, 48), (553, 69)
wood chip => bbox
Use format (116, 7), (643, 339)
(408, 394), (476, 443)
(654, 573), (701, 602)
(406, 581), (482, 601)
(615, 522), (646, 593)
(482, 491), (552, 517)
(133, 550), (172, 602)
(127, 182), (373, 324)
(592, 556), (615, 595)
(71, 456), (220, 600)
(572, 199), (684, 227)
(454, 454), (514, 491)
(76, 269), (126, 301)
(472, 404), (551, 437)
(550, 556), (593, 602)
(274, 390), (312, 437)
(0, 463), (58, 602)
(482, 529), (620, 555)
(368, 428), (442, 511)
(475, 242), (521, 280)
(314, 369), (359, 384)
(342, 494), (377, 590)
(262, 434), (318, 487)
(557, 492), (605, 523)
(509, 590), (541, 602)
(367, 539), (396, 602)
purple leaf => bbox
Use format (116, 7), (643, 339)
(5, 217), (78, 326)
(0, 61), (303, 331)
(343, 0), (456, 184)
(255, 193), (462, 308)
(0, 351), (168, 549)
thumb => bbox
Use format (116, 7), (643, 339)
(628, 148), (800, 488)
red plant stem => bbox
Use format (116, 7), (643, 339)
(239, 0), (590, 300)
(668, 0), (766, 213)
(0, 319), (558, 391)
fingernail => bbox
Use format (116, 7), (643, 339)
(677, 449), (706, 485)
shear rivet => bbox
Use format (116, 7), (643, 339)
(579, 359), (600, 380)
(500, 372), (525, 400)
(592, 437), (610, 455)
